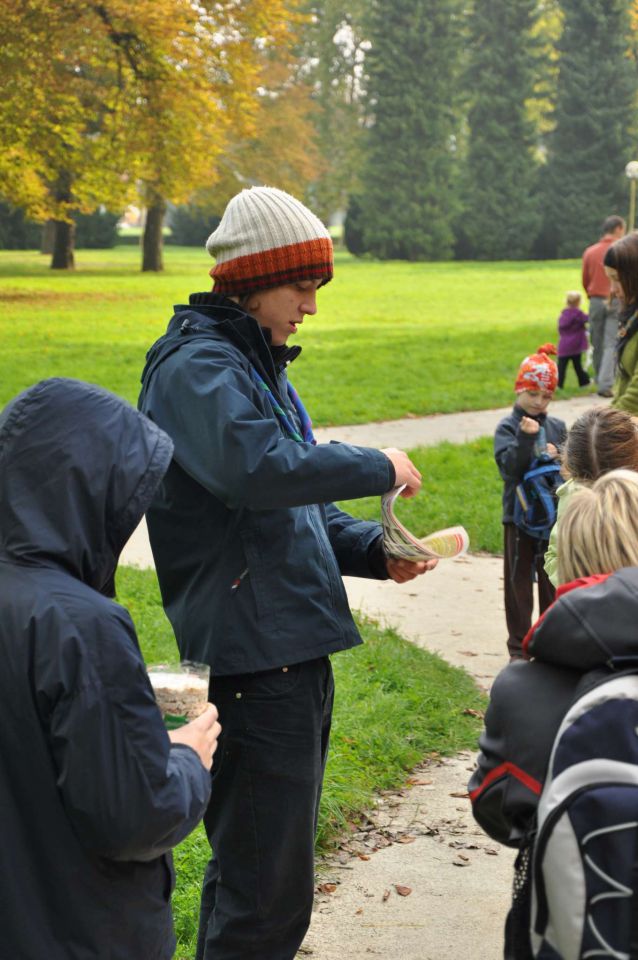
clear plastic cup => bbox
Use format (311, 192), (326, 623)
(147, 660), (210, 729)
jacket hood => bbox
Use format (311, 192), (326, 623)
(526, 568), (638, 669)
(0, 378), (173, 594)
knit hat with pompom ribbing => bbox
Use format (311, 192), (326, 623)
(515, 344), (558, 393)
(206, 187), (333, 296)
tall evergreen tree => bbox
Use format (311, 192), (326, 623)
(537, 0), (637, 258)
(303, 0), (369, 224)
(458, 0), (541, 260)
(353, 0), (463, 260)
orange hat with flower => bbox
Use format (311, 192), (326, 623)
(515, 344), (558, 393)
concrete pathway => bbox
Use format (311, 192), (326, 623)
(120, 394), (609, 959)
(303, 556), (513, 960)
(311, 392), (607, 449)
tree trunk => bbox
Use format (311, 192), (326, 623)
(51, 219), (75, 269)
(41, 219), (55, 255)
(142, 197), (166, 271)
(50, 172), (75, 269)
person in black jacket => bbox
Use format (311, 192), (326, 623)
(0, 377), (221, 960)
(138, 186), (435, 960)
(494, 344), (567, 659)
(469, 469), (638, 958)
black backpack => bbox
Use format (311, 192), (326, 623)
(530, 670), (638, 959)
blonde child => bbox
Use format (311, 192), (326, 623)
(557, 290), (590, 388)
(544, 406), (638, 585)
(470, 469), (638, 957)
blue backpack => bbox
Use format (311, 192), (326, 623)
(514, 454), (562, 541)
(530, 671), (638, 959)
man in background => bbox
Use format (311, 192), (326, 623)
(582, 215), (626, 396)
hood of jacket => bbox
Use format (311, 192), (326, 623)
(0, 378), (173, 595)
(140, 292), (288, 404)
(526, 568), (638, 669)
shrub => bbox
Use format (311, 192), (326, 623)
(168, 205), (220, 246)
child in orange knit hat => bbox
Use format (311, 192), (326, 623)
(494, 345), (567, 659)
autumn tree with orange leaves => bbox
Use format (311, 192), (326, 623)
(0, 0), (301, 269)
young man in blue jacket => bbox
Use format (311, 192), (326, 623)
(138, 186), (434, 960)
(0, 378), (220, 960)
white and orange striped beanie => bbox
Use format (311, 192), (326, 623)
(206, 186), (333, 295)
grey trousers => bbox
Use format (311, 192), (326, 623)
(589, 297), (619, 392)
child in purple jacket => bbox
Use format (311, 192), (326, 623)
(557, 290), (591, 388)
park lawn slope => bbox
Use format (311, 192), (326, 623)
(0, 247), (585, 423)
(339, 436), (504, 556)
(116, 564), (485, 957)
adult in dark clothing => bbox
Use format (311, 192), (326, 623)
(0, 377), (220, 960)
(138, 186), (434, 960)
(468, 469), (638, 958)
(494, 345), (567, 659)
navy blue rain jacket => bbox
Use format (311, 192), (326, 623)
(138, 295), (394, 675)
(0, 378), (211, 960)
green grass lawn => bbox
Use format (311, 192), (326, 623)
(340, 436), (504, 555)
(0, 246), (585, 423)
(117, 565), (485, 957)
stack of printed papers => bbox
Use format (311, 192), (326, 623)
(381, 485), (470, 561)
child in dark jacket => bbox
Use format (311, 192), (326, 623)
(0, 379), (220, 960)
(469, 469), (638, 958)
(557, 290), (590, 388)
(494, 344), (567, 659)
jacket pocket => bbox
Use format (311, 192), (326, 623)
(238, 528), (276, 624)
(236, 662), (303, 700)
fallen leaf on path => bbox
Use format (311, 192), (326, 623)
(449, 791), (469, 798)
(382, 889), (391, 902)
(463, 708), (485, 719)
(394, 885), (412, 897)
(407, 777), (433, 786)
(484, 848), (499, 856)
(453, 860), (471, 867)
(396, 836), (416, 844)
(317, 883), (337, 894)
(458, 650), (478, 657)
(358, 854), (371, 861)
(355, 908), (364, 915)
(457, 853), (470, 862)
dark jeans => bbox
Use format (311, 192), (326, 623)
(557, 354), (590, 388)
(503, 523), (555, 658)
(195, 657), (334, 960)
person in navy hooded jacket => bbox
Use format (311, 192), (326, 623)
(0, 378), (220, 960)
(138, 186), (435, 960)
